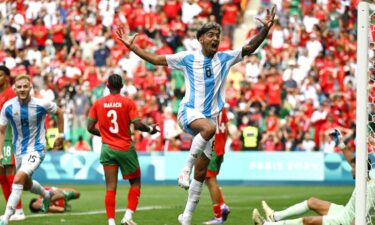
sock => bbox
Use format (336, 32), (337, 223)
(105, 190), (116, 219)
(7, 176), (22, 209)
(264, 218), (303, 225)
(185, 134), (208, 171)
(213, 204), (222, 219)
(3, 184), (23, 222)
(29, 180), (49, 198)
(203, 137), (214, 159)
(124, 209), (134, 221)
(183, 179), (204, 218)
(108, 218), (116, 225)
(0, 176), (10, 202)
(274, 201), (309, 221)
(127, 186), (140, 212)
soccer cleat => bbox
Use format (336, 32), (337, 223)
(261, 200), (275, 222)
(42, 190), (55, 213)
(252, 208), (265, 225)
(203, 217), (224, 224)
(178, 213), (192, 225)
(9, 210), (26, 221)
(0, 218), (7, 225)
(120, 218), (137, 225)
(221, 205), (231, 221)
(178, 169), (191, 190)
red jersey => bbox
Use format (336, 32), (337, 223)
(88, 94), (139, 151)
(0, 86), (16, 109)
(214, 108), (228, 156)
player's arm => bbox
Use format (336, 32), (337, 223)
(242, 5), (275, 57)
(133, 120), (159, 134)
(87, 119), (100, 136)
(0, 124), (7, 163)
(53, 107), (65, 150)
(116, 26), (167, 66)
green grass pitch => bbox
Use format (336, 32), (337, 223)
(0, 184), (353, 225)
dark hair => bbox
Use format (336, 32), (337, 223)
(107, 74), (123, 90)
(196, 22), (221, 40)
(0, 65), (10, 76)
(29, 198), (42, 213)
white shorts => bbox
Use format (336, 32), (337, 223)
(323, 207), (353, 225)
(177, 107), (216, 135)
(15, 151), (45, 176)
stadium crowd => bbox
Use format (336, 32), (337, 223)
(0, 0), (359, 153)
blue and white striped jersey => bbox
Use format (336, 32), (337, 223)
(0, 97), (57, 156)
(166, 49), (242, 118)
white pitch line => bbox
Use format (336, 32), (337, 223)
(27, 205), (167, 218)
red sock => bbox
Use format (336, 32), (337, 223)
(105, 190), (116, 219)
(0, 176), (10, 202)
(127, 187), (140, 212)
(219, 191), (225, 206)
(6, 175), (22, 209)
(213, 204), (222, 219)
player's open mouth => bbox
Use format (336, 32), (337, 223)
(211, 43), (219, 50)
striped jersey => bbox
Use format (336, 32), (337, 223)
(166, 49), (242, 118)
(0, 97), (57, 156)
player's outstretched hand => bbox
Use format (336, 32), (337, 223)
(53, 137), (64, 150)
(115, 25), (138, 49)
(149, 124), (160, 135)
(256, 4), (276, 29)
(329, 129), (342, 147)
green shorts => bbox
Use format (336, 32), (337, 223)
(100, 144), (140, 179)
(1, 140), (14, 165)
(206, 151), (224, 178)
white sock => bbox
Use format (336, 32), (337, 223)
(3, 184), (23, 222)
(183, 179), (204, 218)
(203, 137), (214, 159)
(124, 209), (134, 220)
(274, 201), (309, 221)
(15, 208), (24, 214)
(264, 218), (303, 225)
(185, 134), (208, 171)
(108, 218), (116, 225)
(29, 180), (49, 199)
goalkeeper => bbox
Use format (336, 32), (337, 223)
(29, 187), (80, 213)
(252, 129), (375, 225)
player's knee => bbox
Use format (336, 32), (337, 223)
(302, 217), (312, 225)
(307, 197), (318, 209)
(202, 125), (216, 139)
(75, 192), (80, 199)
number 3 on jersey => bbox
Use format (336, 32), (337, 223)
(107, 110), (119, 133)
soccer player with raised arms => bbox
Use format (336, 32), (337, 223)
(87, 74), (159, 225)
(0, 75), (65, 225)
(116, 5), (275, 225)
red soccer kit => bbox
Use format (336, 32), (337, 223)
(0, 86), (16, 109)
(88, 94), (139, 151)
(214, 108), (229, 156)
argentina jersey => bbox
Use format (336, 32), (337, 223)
(0, 97), (57, 156)
(166, 49), (242, 118)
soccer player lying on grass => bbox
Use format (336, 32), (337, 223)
(29, 187), (80, 213)
(252, 129), (375, 225)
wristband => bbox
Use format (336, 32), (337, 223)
(338, 142), (346, 149)
(58, 133), (65, 138)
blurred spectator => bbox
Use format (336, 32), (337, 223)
(240, 117), (261, 151)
